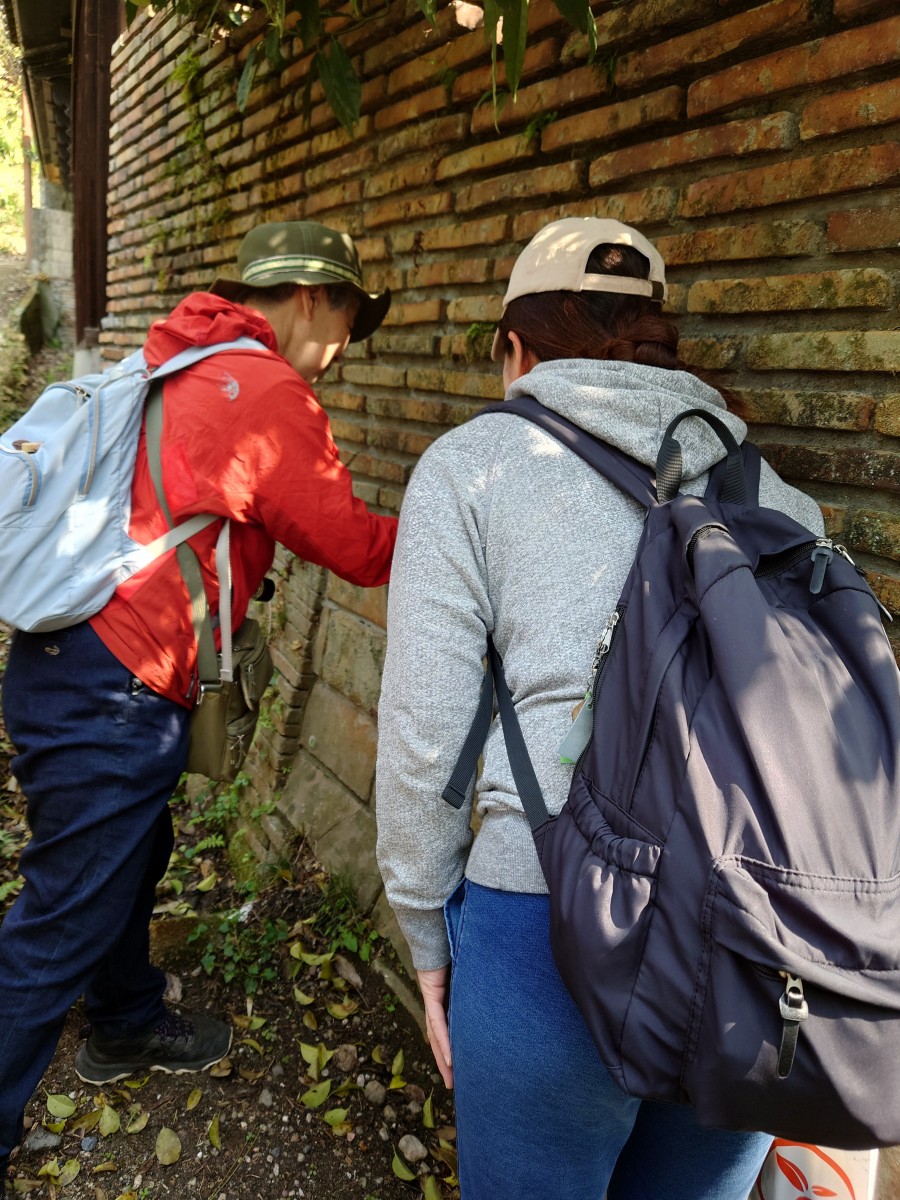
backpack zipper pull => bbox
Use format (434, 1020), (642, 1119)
(776, 973), (808, 1078)
(595, 610), (620, 666)
(809, 540), (834, 595)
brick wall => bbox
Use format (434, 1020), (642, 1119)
(105, 0), (900, 967)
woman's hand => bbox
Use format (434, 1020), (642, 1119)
(417, 966), (453, 1089)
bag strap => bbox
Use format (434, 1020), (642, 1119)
(144, 383), (225, 691)
(446, 397), (760, 826)
(442, 638), (551, 832)
(147, 336), (269, 382)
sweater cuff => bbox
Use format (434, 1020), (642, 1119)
(391, 905), (451, 973)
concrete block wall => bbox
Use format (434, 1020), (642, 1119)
(104, 0), (900, 973)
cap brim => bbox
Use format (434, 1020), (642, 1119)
(208, 275), (391, 342)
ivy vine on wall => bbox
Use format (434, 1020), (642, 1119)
(125, 0), (598, 133)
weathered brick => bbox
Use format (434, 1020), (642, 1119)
(325, 575), (388, 630)
(436, 132), (537, 182)
(680, 338), (742, 370)
(688, 15), (900, 118)
(470, 63), (612, 135)
(378, 114), (469, 163)
(617, 0), (814, 90)
(393, 215), (510, 254)
(365, 191), (453, 229)
(407, 366), (504, 401)
(374, 86), (449, 131)
(542, 87), (684, 154)
(382, 298), (443, 325)
(340, 363), (407, 389)
(874, 397), (900, 438)
(409, 257), (493, 288)
(303, 145), (378, 191)
(446, 295), (504, 323)
(368, 424), (436, 457)
(731, 388), (875, 431)
(744, 331), (900, 373)
(688, 269), (893, 314)
(594, 0), (717, 50)
(456, 161), (585, 213)
(301, 682), (378, 799)
(867, 573), (900, 625)
(590, 113), (797, 188)
(849, 509), (900, 563)
(679, 143), (900, 218)
(801, 77), (900, 140)
(344, 453), (409, 485)
(367, 392), (482, 427)
(827, 205), (900, 252)
(374, 331), (438, 357)
(835, 0), (894, 18)
(655, 219), (824, 265)
(363, 156), (439, 199)
(511, 189), (678, 245)
(450, 36), (562, 104)
(760, 442), (900, 493)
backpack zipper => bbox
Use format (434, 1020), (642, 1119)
(574, 606), (624, 775)
(753, 963), (808, 1079)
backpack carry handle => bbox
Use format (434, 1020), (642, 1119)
(657, 408), (746, 504)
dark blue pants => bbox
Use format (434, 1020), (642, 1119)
(0, 622), (190, 1159)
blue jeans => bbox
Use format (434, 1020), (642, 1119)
(446, 881), (771, 1200)
(0, 622), (190, 1159)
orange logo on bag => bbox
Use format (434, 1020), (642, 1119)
(757, 1140), (858, 1200)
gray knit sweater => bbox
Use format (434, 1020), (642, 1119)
(375, 360), (824, 971)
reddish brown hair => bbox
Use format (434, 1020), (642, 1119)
(496, 243), (700, 379)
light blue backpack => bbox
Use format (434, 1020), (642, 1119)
(0, 337), (267, 632)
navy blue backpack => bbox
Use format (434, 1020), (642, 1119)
(445, 398), (900, 1149)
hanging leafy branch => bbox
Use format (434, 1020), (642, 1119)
(126, 0), (597, 134)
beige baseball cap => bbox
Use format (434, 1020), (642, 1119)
(491, 217), (668, 361)
(210, 220), (391, 342)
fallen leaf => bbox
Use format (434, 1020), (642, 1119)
(209, 1057), (233, 1077)
(327, 1000), (358, 1020)
(155, 1127), (181, 1165)
(208, 1114), (222, 1150)
(195, 872), (218, 892)
(392, 1148), (416, 1181)
(392, 1049), (404, 1076)
(92, 1162), (117, 1173)
(125, 1110), (148, 1135)
(371, 1046), (385, 1065)
(11, 1180), (43, 1194)
(293, 988), (315, 1006)
(322, 1107), (348, 1127)
(389, 1075), (407, 1090)
(45, 1095), (76, 1119)
(423, 1092), (435, 1129)
(186, 1088), (202, 1112)
(42, 1119), (66, 1134)
(238, 1068), (266, 1083)
(37, 1159), (60, 1179)
(120, 1077), (149, 1090)
(99, 1105), (121, 1137)
(300, 1080), (331, 1109)
(70, 1111), (102, 1136)
(302, 1011), (318, 1030)
(334, 955), (363, 989)
(421, 1176), (442, 1200)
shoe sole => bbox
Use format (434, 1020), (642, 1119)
(74, 1031), (233, 1085)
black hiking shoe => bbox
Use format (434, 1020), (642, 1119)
(74, 1008), (232, 1084)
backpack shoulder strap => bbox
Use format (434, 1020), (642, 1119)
(478, 396), (658, 509)
(148, 336), (270, 381)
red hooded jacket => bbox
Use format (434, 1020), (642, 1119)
(89, 293), (397, 707)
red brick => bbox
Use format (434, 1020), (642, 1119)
(679, 338), (742, 370)
(594, 0), (717, 50)
(364, 191), (453, 229)
(450, 37), (561, 104)
(392, 215), (510, 254)
(406, 367), (503, 401)
(849, 509), (900, 563)
(590, 113), (796, 188)
(679, 143), (900, 218)
(363, 157), (439, 199)
(436, 133), (537, 182)
(655, 219), (824, 265)
(617, 0), (814, 90)
(373, 331), (437, 357)
(374, 86), (449, 131)
(409, 258), (493, 289)
(730, 388), (875, 431)
(366, 392), (482, 426)
(378, 115), (469, 163)
(542, 87), (684, 154)
(382, 299), (443, 326)
(688, 15), (900, 118)
(446, 295), (504, 323)
(470, 64), (612, 135)
(688, 269), (892, 314)
(510, 188), (678, 243)
(802, 77), (900, 140)
(303, 145), (378, 191)
(835, 0), (895, 19)
(362, 4), (459, 76)
(455, 161), (585, 213)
